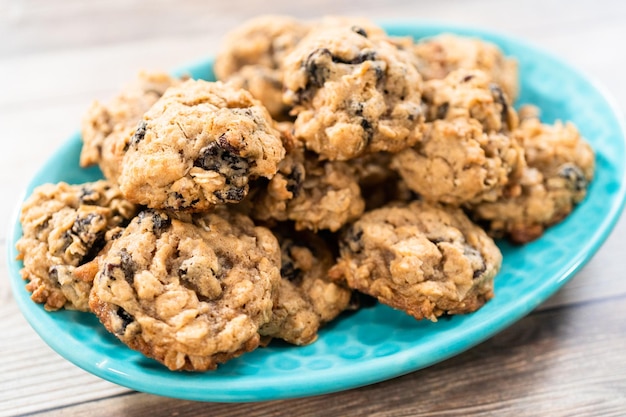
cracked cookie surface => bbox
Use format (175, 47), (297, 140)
(16, 180), (137, 311)
(80, 71), (181, 181)
(283, 26), (425, 160)
(89, 208), (281, 371)
(118, 79), (285, 211)
(330, 200), (501, 321)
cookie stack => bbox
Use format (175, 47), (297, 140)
(16, 15), (594, 371)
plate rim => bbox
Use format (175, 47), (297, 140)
(7, 21), (626, 402)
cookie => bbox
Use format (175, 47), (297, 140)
(390, 117), (525, 205)
(423, 68), (518, 134)
(251, 127), (365, 231)
(80, 71), (181, 181)
(260, 226), (352, 345)
(214, 15), (310, 119)
(118, 79), (286, 211)
(283, 26), (424, 160)
(89, 208), (282, 371)
(16, 180), (137, 311)
(329, 200), (502, 321)
(468, 107), (595, 243)
(412, 33), (519, 102)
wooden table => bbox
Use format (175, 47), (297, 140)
(2, 1), (626, 415)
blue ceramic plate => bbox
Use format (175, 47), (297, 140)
(8, 22), (626, 402)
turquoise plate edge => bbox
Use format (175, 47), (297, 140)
(7, 21), (626, 402)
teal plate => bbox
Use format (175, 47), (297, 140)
(7, 22), (626, 402)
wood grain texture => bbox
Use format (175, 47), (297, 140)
(2, 1), (626, 416)
(19, 295), (626, 417)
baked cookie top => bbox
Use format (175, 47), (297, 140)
(215, 15), (309, 79)
(423, 68), (518, 134)
(283, 26), (425, 160)
(260, 226), (352, 345)
(468, 106), (595, 243)
(330, 200), (502, 321)
(251, 137), (365, 232)
(391, 117), (525, 206)
(316, 15), (388, 39)
(412, 33), (519, 102)
(214, 15), (310, 119)
(80, 71), (181, 181)
(118, 79), (285, 211)
(16, 180), (137, 311)
(89, 208), (282, 371)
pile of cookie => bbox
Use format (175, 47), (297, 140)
(16, 15), (595, 372)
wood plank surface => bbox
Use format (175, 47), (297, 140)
(2, 1), (626, 416)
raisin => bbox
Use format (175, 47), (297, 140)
(286, 163), (304, 198)
(435, 102), (449, 119)
(304, 48), (332, 89)
(345, 226), (364, 253)
(296, 47), (379, 105)
(58, 231), (74, 254)
(428, 237), (451, 245)
(374, 66), (385, 84)
(280, 241), (303, 284)
(472, 263), (487, 279)
(361, 118), (374, 143)
(137, 210), (171, 236)
(80, 235), (106, 265)
(116, 306), (134, 333)
(130, 121), (147, 147)
(351, 26), (368, 37)
(79, 186), (99, 204)
(49, 266), (60, 283)
(331, 50), (377, 65)
(463, 246), (487, 279)
(217, 133), (241, 155)
(194, 142), (250, 203)
(215, 187), (246, 202)
(195, 142), (248, 173)
(71, 213), (100, 241)
(489, 84), (510, 127)
(558, 163), (588, 192)
(280, 260), (301, 283)
(352, 102), (364, 116)
(118, 248), (136, 285)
